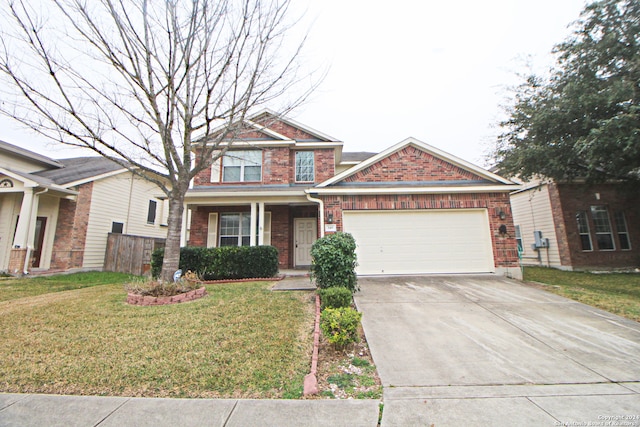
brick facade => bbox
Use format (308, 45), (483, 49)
(550, 182), (640, 269)
(50, 182), (93, 270)
(346, 146), (484, 183)
(320, 192), (519, 270)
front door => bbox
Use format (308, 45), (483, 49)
(31, 216), (47, 268)
(294, 218), (317, 267)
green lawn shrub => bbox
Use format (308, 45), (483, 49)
(318, 286), (353, 310)
(310, 232), (358, 291)
(320, 306), (362, 350)
(151, 245), (279, 280)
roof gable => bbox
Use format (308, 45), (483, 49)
(249, 110), (340, 142)
(318, 137), (514, 187)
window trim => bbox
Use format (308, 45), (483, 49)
(147, 200), (157, 225)
(576, 210), (593, 252)
(614, 211), (631, 251)
(590, 206), (615, 251)
(514, 225), (523, 253)
(222, 150), (262, 182)
(295, 151), (315, 182)
(218, 212), (272, 247)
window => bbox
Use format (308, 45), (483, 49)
(590, 206), (615, 250)
(147, 200), (157, 224)
(576, 211), (592, 251)
(111, 222), (124, 234)
(295, 151), (314, 182)
(514, 225), (523, 253)
(218, 212), (271, 247)
(222, 150), (262, 182)
(614, 211), (631, 250)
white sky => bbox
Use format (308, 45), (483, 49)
(0, 0), (588, 167)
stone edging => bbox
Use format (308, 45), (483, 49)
(303, 293), (321, 396)
(200, 276), (284, 284)
(127, 286), (207, 306)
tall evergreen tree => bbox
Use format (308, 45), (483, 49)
(495, 0), (640, 183)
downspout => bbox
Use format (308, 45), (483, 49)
(23, 188), (48, 275)
(305, 193), (325, 238)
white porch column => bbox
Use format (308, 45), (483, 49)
(258, 202), (265, 245)
(180, 204), (188, 247)
(250, 202), (257, 246)
(13, 187), (37, 248)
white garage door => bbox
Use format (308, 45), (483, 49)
(342, 209), (495, 275)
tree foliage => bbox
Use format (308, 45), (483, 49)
(494, 0), (640, 183)
(0, 0), (317, 280)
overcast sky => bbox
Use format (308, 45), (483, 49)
(1, 0), (588, 167)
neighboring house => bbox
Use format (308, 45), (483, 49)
(0, 140), (168, 275)
(185, 111), (522, 278)
(511, 179), (639, 270)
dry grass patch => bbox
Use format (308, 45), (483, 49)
(0, 280), (314, 398)
(524, 267), (640, 322)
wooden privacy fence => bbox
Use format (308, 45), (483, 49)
(104, 233), (166, 276)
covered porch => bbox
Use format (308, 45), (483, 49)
(0, 169), (77, 274)
(183, 189), (323, 269)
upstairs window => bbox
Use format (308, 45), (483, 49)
(222, 150), (262, 182)
(576, 211), (592, 251)
(295, 151), (314, 182)
(614, 211), (631, 250)
(590, 206), (615, 250)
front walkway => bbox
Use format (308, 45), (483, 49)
(354, 275), (640, 426)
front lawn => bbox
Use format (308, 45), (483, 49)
(524, 266), (640, 322)
(0, 277), (314, 398)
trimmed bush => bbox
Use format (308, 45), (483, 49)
(318, 287), (353, 310)
(320, 307), (362, 350)
(310, 232), (358, 291)
(151, 245), (279, 280)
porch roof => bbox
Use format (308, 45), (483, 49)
(185, 184), (312, 204)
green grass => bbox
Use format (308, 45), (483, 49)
(0, 275), (314, 398)
(0, 271), (135, 302)
(524, 266), (640, 322)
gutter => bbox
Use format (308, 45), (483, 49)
(305, 193), (325, 238)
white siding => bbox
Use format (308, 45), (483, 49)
(83, 173), (168, 269)
(510, 184), (562, 267)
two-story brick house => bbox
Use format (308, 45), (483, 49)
(184, 111), (522, 279)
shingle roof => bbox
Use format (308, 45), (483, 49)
(341, 152), (377, 163)
(0, 139), (63, 169)
(34, 157), (126, 185)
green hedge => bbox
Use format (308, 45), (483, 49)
(318, 287), (353, 310)
(151, 245), (279, 280)
(310, 232), (358, 291)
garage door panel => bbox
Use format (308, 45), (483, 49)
(343, 210), (494, 275)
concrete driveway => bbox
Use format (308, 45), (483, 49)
(354, 275), (640, 426)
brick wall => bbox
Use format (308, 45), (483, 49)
(320, 192), (519, 269)
(552, 183), (640, 269)
(50, 182), (93, 270)
(346, 146), (483, 183)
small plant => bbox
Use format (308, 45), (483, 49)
(124, 274), (200, 297)
(320, 307), (362, 350)
(351, 357), (370, 368)
(318, 286), (353, 310)
(310, 232), (358, 291)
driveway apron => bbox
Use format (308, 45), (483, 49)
(354, 275), (640, 426)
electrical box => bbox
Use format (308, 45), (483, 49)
(532, 231), (549, 249)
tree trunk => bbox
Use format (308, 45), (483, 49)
(160, 189), (186, 283)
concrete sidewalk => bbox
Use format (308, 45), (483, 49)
(0, 394), (381, 427)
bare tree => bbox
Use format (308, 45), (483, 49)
(0, 0), (318, 281)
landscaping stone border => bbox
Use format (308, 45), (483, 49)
(303, 293), (321, 396)
(127, 287), (207, 306)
